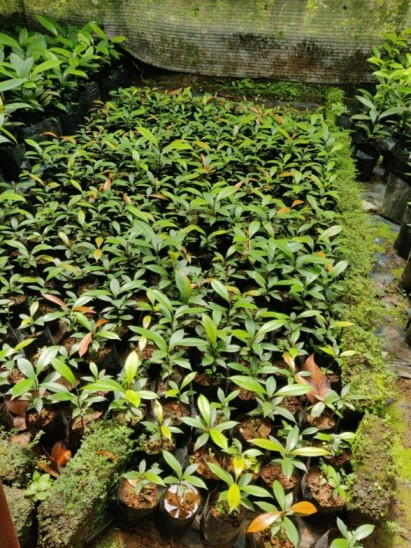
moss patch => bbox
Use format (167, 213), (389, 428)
(348, 414), (394, 521)
(0, 429), (35, 487)
(325, 90), (394, 412)
(37, 420), (135, 547)
(4, 485), (36, 548)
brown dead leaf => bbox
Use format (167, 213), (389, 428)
(96, 450), (117, 461)
(296, 353), (331, 404)
(78, 332), (92, 357)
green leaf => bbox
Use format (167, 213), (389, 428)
(125, 351), (139, 386)
(275, 384), (312, 397)
(51, 357), (76, 386)
(137, 126), (159, 147)
(211, 279), (230, 302)
(354, 524), (375, 540)
(32, 59), (61, 76)
(227, 483), (241, 513)
(201, 314), (218, 347)
(197, 394), (210, 422)
(229, 375), (265, 395)
(256, 319), (286, 339)
(11, 378), (33, 398)
(0, 79), (26, 93)
(251, 438), (284, 453)
(318, 225), (342, 241)
(175, 268), (191, 302)
(162, 450), (182, 477)
(291, 447), (330, 457)
(125, 390), (141, 408)
(36, 15), (58, 36)
(209, 429), (228, 450)
(330, 540), (349, 548)
(207, 463), (232, 485)
(283, 516), (299, 546)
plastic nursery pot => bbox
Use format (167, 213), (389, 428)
(200, 491), (245, 546)
(246, 530), (295, 548)
(192, 374), (223, 399)
(304, 411), (337, 433)
(26, 405), (66, 446)
(60, 81), (100, 135)
(230, 383), (258, 414)
(394, 203), (411, 260)
(387, 144), (411, 184)
(116, 477), (160, 525)
(159, 482), (201, 536)
(161, 400), (192, 448)
(380, 173), (411, 224)
(353, 143), (380, 181)
(401, 258), (411, 294)
(301, 466), (345, 515)
(188, 445), (223, 490)
(314, 528), (339, 548)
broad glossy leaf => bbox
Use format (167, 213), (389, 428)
(125, 389), (141, 408)
(290, 501), (317, 516)
(227, 483), (241, 513)
(247, 511), (282, 533)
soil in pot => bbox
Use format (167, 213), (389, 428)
(201, 493), (245, 546)
(159, 483), (201, 536)
(260, 463), (299, 493)
(301, 466), (345, 514)
(247, 529), (295, 548)
(238, 417), (272, 445)
(192, 373), (223, 399)
(161, 400), (191, 447)
(26, 406), (65, 446)
(117, 478), (159, 525)
(305, 411), (337, 432)
(189, 446), (222, 487)
(231, 383), (258, 414)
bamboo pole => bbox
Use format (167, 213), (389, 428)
(0, 479), (20, 548)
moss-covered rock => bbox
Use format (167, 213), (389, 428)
(37, 421), (134, 547)
(0, 429), (35, 487)
(348, 414), (394, 520)
(4, 485), (36, 548)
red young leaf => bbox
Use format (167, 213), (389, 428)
(78, 332), (92, 357)
(5, 398), (28, 416)
(51, 441), (72, 466)
(37, 460), (60, 478)
(72, 306), (95, 314)
(95, 318), (109, 328)
(96, 450), (117, 461)
(44, 293), (66, 308)
(247, 511), (282, 533)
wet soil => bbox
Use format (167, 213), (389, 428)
(119, 480), (158, 510)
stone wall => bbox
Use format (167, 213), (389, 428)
(1, 0), (410, 83)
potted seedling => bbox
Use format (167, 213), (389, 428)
(183, 394), (238, 485)
(117, 460), (164, 524)
(140, 400), (181, 460)
(246, 480), (317, 548)
(251, 425), (329, 492)
(202, 459), (270, 546)
(160, 450), (207, 536)
(301, 463), (349, 514)
(314, 431), (355, 468)
(315, 518), (375, 548)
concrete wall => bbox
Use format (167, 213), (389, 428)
(1, 0), (410, 83)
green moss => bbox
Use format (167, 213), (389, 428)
(0, 429), (35, 488)
(37, 420), (135, 547)
(4, 486), (36, 548)
(325, 94), (394, 411)
(348, 414), (394, 521)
